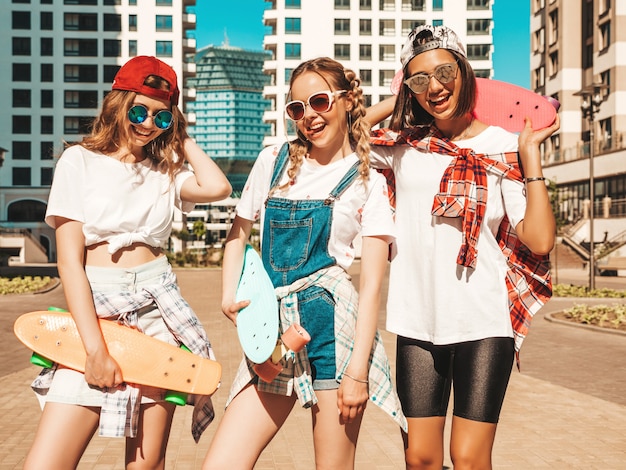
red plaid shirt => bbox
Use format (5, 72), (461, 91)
(371, 126), (552, 361)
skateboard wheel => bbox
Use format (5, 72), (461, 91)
(164, 391), (187, 406)
(281, 324), (310, 353)
(253, 360), (283, 383)
(30, 352), (54, 368)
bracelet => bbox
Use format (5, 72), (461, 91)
(343, 373), (369, 384)
(524, 177), (546, 183)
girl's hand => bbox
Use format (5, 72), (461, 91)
(337, 374), (369, 423)
(84, 349), (123, 388)
(221, 299), (251, 326)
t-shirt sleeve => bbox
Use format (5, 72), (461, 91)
(174, 168), (196, 214)
(236, 145), (278, 222)
(368, 144), (395, 170)
(44, 146), (85, 228)
(502, 177), (527, 230)
(360, 170), (396, 240)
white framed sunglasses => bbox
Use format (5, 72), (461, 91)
(285, 90), (347, 121)
(403, 62), (459, 94)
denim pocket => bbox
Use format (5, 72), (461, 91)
(268, 218), (312, 272)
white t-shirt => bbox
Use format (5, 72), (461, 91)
(369, 126), (525, 344)
(45, 145), (195, 254)
(237, 144), (395, 271)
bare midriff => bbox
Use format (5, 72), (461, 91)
(85, 242), (164, 268)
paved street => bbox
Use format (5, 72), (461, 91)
(0, 265), (625, 469)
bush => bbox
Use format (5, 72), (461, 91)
(0, 276), (53, 295)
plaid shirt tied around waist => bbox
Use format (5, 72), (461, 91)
(371, 126), (552, 359)
(227, 265), (408, 432)
(31, 266), (216, 442)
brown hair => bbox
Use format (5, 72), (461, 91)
(389, 50), (477, 131)
(79, 75), (188, 181)
(280, 57), (371, 190)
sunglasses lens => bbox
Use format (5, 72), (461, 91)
(154, 110), (173, 130)
(435, 64), (456, 83)
(128, 105), (148, 124)
(309, 93), (332, 113)
(285, 101), (305, 121)
(405, 76), (428, 93)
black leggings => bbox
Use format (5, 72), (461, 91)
(396, 336), (515, 423)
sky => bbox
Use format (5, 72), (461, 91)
(194, 0), (530, 88)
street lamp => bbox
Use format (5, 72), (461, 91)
(574, 82), (608, 290)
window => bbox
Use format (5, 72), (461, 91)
(12, 141), (31, 160)
(13, 63), (31, 81)
(64, 64), (98, 82)
(13, 89), (31, 107)
(64, 13), (97, 31)
(466, 44), (490, 60)
(63, 0), (97, 4)
(103, 65), (120, 83)
(474, 69), (490, 78)
(156, 41), (173, 57)
(41, 38), (53, 56)
(129, 15), (137, 31)
(285, 17), (301, 34)
(64, 90), (98, 108)
(64, 116), (92, 134)
(285, 68), (293, 82)
(599, 21), (611, 52)
(285, 43), (301, 59)
(13, 37), (31, 55)
(379, 70), (395, 87)
(41, 141), (54, 160)
(103, 0), (121, 4)
(334, 44), (350, 60)
(155, 0), (172, 4)
(360, 0), (371, 9)
(467, 0), (489, 9)
(334, 19), (350, 35)
(156, 15), (172, 32)
(40, 11), (53, 29)
(41, 167), (54, 186)
(359, 19), (371, 35)
(548, 51), (558, 77)
(103, 39), (121, 57)
(380, 19), (395, 36)
(12, 11), (31, 29)
(599, 118), (612, 150)
(359, 44), (371, 60)
(64, 38), (98, 56)
(401, 0), (425, 11)
(41, 116), (53, 134)
(129, 40), (137, 56)
(41, 89), (53, 108)
(13, 167), (31, 186)
(402, 19), (424, 35)
(433, 19), (443, 26)
(379, 44), (395, 61)
(433, 0), (443, 10)
(548, 9), (558, 45)
(13, 115), (31, 134)
(467, 19), (490, 35)
(104, 14), (122, 31)
(129, 0), (137, 4)
(360, 69), (372, 85)
(335, 0), (350, 8)
(600, 70), (611, 95)
(41, 63), (52, 82)
(285, 0), (301, 7)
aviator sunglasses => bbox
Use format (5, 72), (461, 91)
(127, 104), (174, 130)
(404, 62), (459, 94)
(285, 90), (347, 121)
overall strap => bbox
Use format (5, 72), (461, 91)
(326, 161), (361, 203)
(269, 142), (291, 189)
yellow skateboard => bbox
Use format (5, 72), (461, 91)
(14, 310), (221, 399)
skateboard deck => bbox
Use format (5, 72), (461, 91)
(390, 72), (558, 132)
(235, 244), (279, 364)
(14, 310), (221, 396)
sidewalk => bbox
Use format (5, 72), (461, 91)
(1, 265), (625, 469)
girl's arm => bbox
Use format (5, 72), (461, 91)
(180, 138), (232, 203)
(337, 235), (390, 423)
(514, 115), (560, 255)
(54, 218), (123, 388)
(364, 96), (397, 128)
(221, 215), (254, 324)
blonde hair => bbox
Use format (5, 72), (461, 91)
(79, 75), (188, 181)
(280, 57), (371, 190)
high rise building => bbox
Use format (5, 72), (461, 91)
(189, 44), (271, 195)
(262, 0), (494, 145)
(1, 0), (197, 262)
(531, 1), (626, 245)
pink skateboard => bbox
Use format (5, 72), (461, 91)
(390, 71), (559, 132)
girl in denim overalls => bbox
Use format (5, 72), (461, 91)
(203, 57), (406, 469)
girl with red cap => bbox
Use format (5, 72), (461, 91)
(24, 56), (231, 469)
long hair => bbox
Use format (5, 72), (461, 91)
(280, 57), (371, 190)
(80, 75), (188, 181)
(389, 50), (477, 131)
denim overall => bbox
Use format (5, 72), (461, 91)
(261, 143), (361, 384)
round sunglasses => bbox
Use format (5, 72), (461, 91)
(285, 90), (347, 121)
(403, 62), (459, 94)
(127, 104), (173, 130)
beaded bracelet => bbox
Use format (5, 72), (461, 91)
(524, 177), (546, 183)
(343, 373), (369, 384)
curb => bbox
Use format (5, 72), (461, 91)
(544, 311), (626, 337)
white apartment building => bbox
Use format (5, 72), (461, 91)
(1, 0), (197, 262)
(262, 0), (494, 145)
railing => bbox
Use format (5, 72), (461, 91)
(544, 131), (625, 166)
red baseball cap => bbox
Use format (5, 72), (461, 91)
(112, 56), (180, 105)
